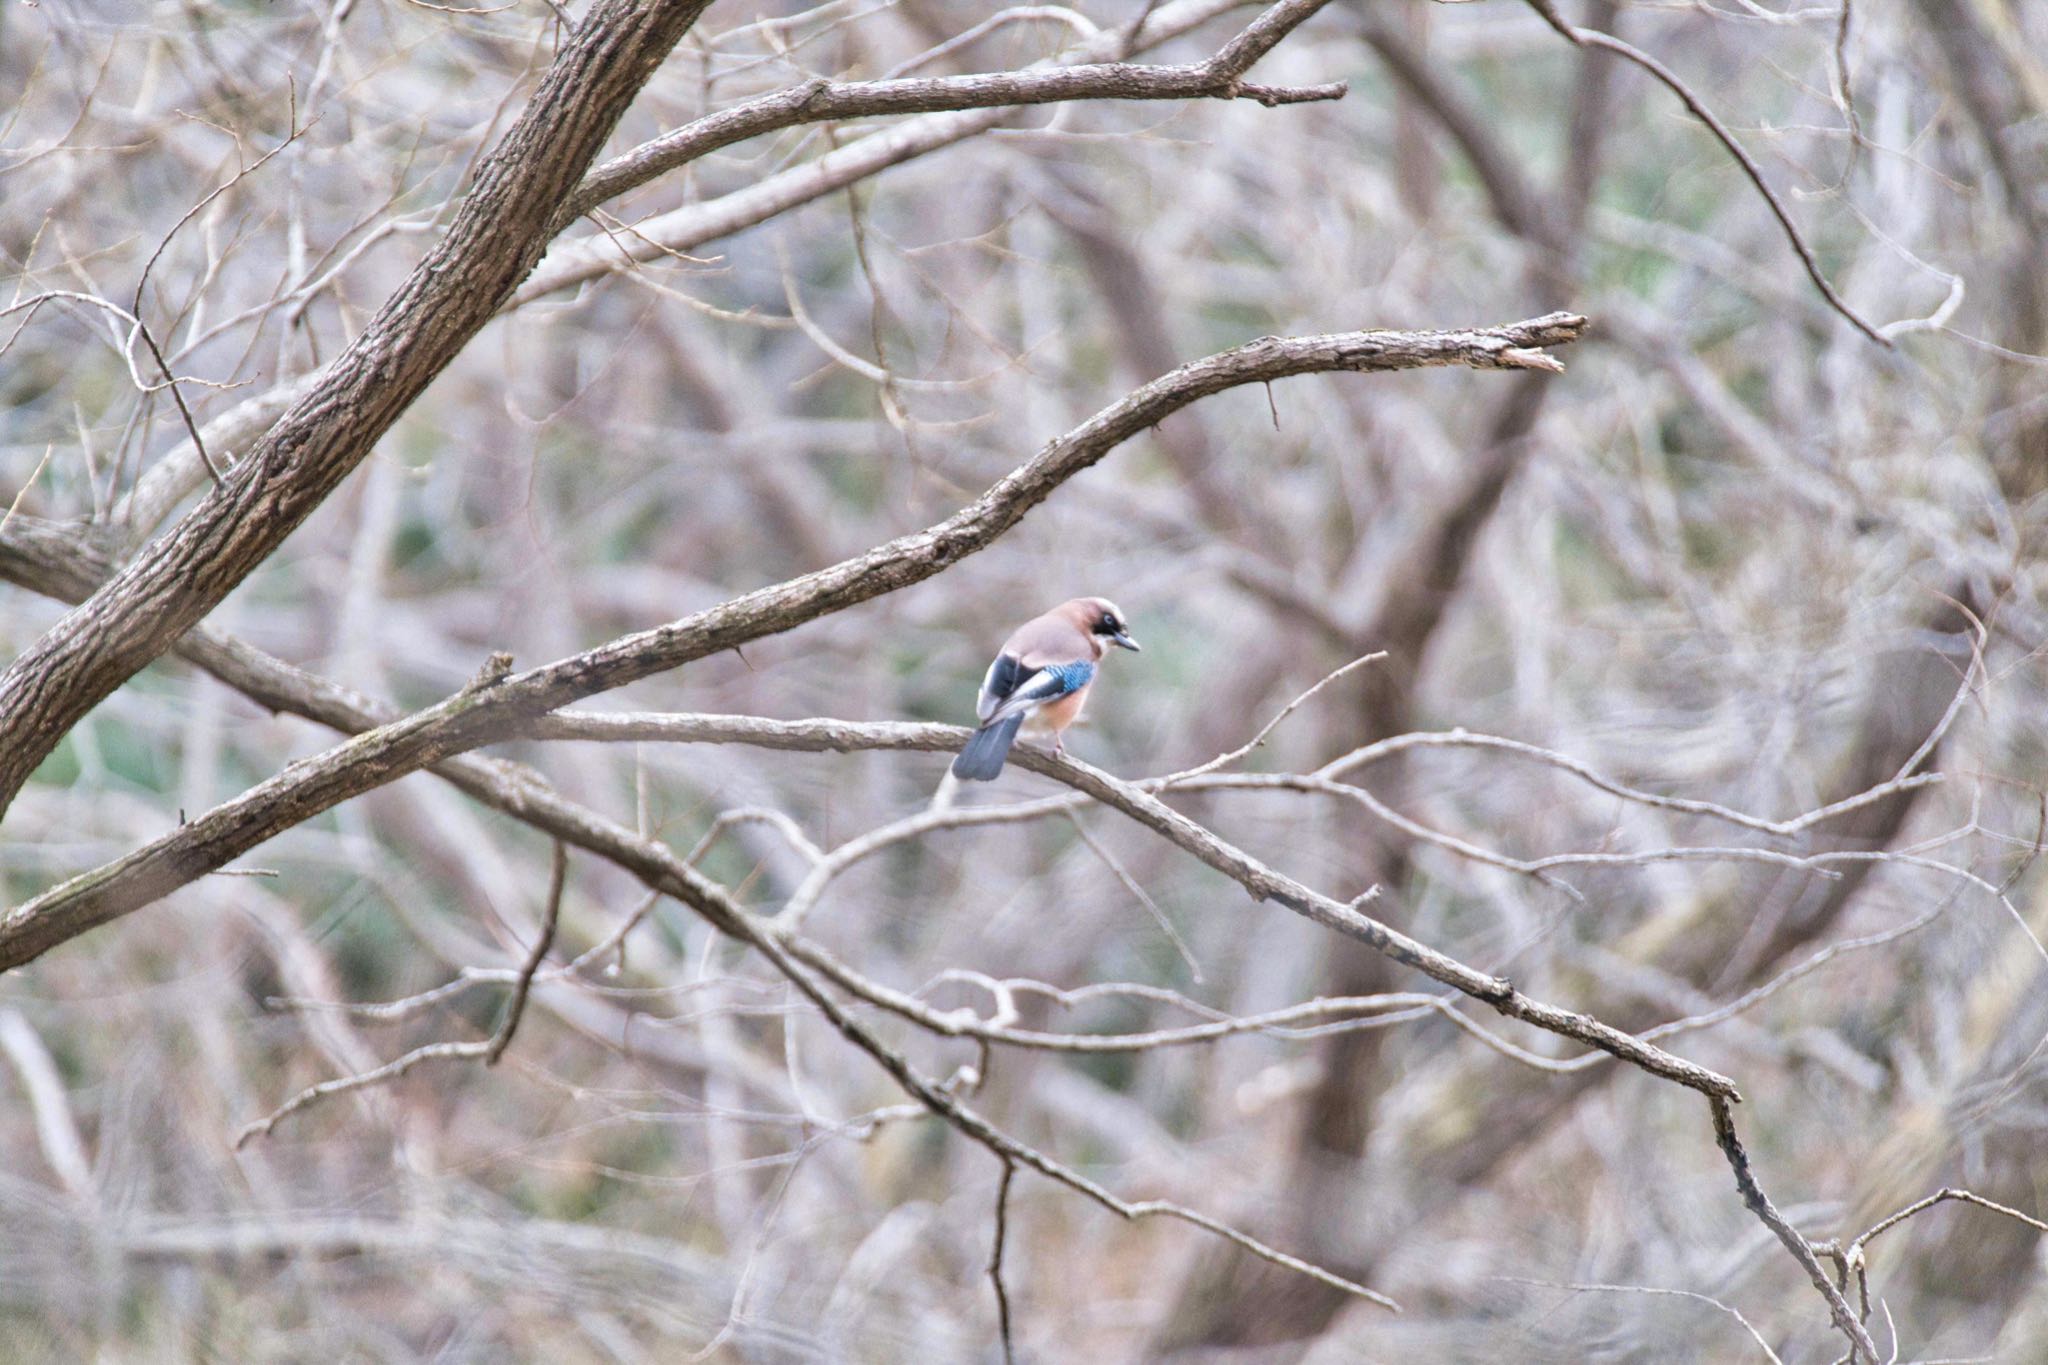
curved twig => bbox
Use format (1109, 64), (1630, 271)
(1521, 0), (1889, 346)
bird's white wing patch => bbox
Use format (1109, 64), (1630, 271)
(974, 660), (999, 721)
(975, 653), (1019, 721)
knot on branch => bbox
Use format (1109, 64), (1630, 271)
(466, 651), (515, 693)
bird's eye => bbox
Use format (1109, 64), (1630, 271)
(1098, 614), (1117, 632)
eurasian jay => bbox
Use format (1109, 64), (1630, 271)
(952, 596), (1140, 781)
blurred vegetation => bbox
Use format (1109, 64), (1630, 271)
(4, 0), (2048, 1361)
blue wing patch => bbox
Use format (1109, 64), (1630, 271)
(986, 659), (1095, 724)
(1040, 660), (1096, 695)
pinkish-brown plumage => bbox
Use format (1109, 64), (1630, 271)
(953, 597), (1140, 781)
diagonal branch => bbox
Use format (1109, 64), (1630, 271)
(561, 4), (1345, 225)
(103, 0), (1280, 544)
(0, 313), (1588, 968)
(517, 0), (1334, 304)
(0, 0), (720, 820)
(1711, 1097), (1880, 1363)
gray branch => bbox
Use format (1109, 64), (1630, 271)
(0, 0), (720, 816)
(0, 313), (1586, 966)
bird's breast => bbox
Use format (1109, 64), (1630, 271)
(1024, 686), (1091, 735)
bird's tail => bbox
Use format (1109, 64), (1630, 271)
(952, 714), (1025, 781)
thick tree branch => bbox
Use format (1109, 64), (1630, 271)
(0, 313), (1587, 966)
(100, 0), (1271, 540)
(0, 0), (719, 819)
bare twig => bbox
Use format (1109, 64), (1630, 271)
(1889, 597), (1986, 784)
(129, 321), (223, 487)
(235, 1038), (495, 1148)
(1710, 1096), (1880, 1364)
(1500, 1277), (1785, 1364)
(486, 838), (567, 1065)
(125, 125), (302, 487)
(991, 1158), (1019, 1365)
(1830, 0), (1865, 178)
(1310, 729), (1945, 839)
(1062, 810), (1205, 982)
(1579, 905), (1947, 1065)
(0, 445), (54, 539)
(1521, 0), (1890, 346)
(1812, 1185), (2048, 1340)
(563, 0), (1345, 224)
(1163, 650), (1385, 786)
(1842, 1186), (2048, 1264)
(240, 836), (568, 1140)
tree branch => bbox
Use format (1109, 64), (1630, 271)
(0, 312), (1589, 967)
(101, 0), (1274, 541)
(484, 838), (566, 1066)
(563, 2), (1344, 225)
(990, 1158), (1019, 1365)
(0, 0), (720, 819)
(1711, 1096), (1880, 1363)
(1521, 0), (1889, 346)
(516, 0), (1332, 304)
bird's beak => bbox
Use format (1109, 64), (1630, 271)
(1111, 630), (1141, 652)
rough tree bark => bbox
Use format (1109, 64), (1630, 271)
(0, 0), (717, 818)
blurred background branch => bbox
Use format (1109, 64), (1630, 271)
(3, 0), (2046, 1360)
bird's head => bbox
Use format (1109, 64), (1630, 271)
(1061, 597), (1140, 653)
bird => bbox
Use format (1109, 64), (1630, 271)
(952, 596), (1140, 781)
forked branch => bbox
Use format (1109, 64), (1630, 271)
(0, 313), (1589, 969)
